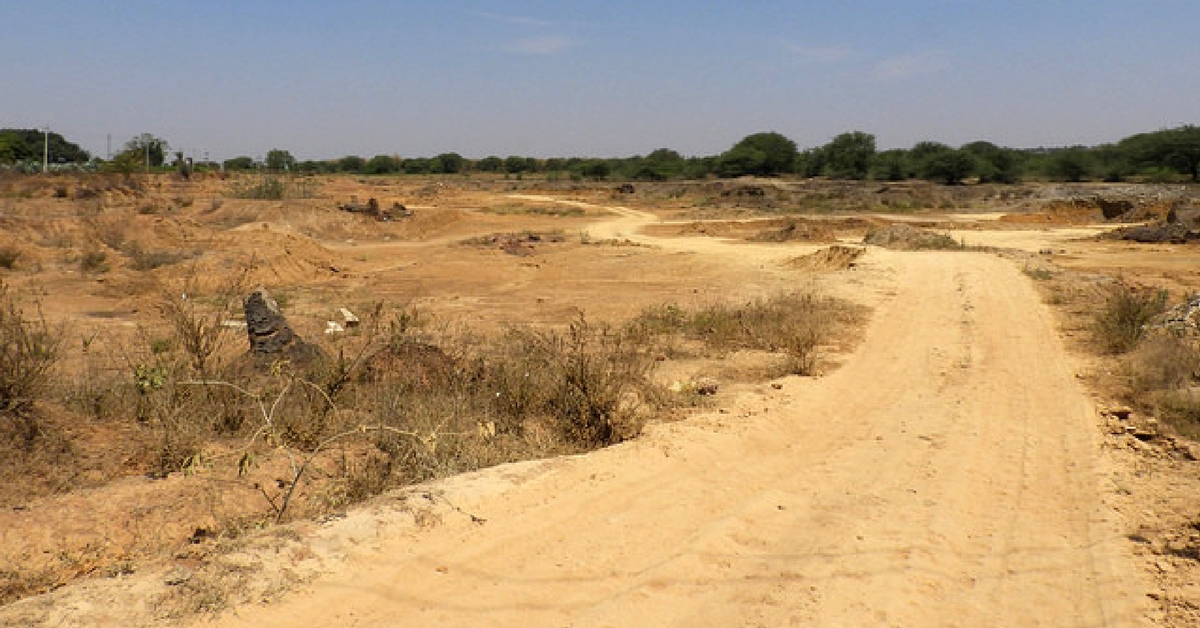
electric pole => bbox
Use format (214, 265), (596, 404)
(42, 126), (49, 174)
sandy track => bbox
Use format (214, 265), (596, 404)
(201, 240), (1144, 627)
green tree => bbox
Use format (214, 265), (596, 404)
(822, 131), (876, 180)
(504, 156), (538, 174)
(122, 134), (169, 168)
(337, 155), (366, 173)
(476, 156), (504, 172)
(794, 148), (825, 178)
(1119, 125), (1200, 181)
(1045, 147), (1094, 182)
(630, 148), (685, 181)
(0, 133), (21, 163)
(570, 159), (610, 180)
(265, 149), (296, 172)
(401, 157), (430, 174)
(910, 142), (973, 185)
(433, 152), (465, 174)
(961, 141), (1022, 183)
(105, 150), (143, 175)
(0, 128), (90, 165)
(870, 149), (909, 181)
(365, 155), (401, 174)
(717, 132), (798, 177)
(223, 156), (257, 171)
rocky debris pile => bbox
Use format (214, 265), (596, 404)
(1151, 296), (1200, 336)
(465, 231), (565, 256)
(862, 223), (961, 250)
(338, 197), (412, 221)
(1099, 404), (1200, 460)
(1107, 222), (1200, 244)
(243, 287), (326, 368)
(1105, 201), (1200, 243)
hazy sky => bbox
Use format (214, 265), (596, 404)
(4, 1), (1197, 161)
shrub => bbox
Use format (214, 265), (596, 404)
(78, 249), (109, 274)
(537, 315), (653, 447)
(483, 315), (654, 447)
(1158, 390), (1200, 440)
(128, 244), (191, 271)
(227, 176), (315, 200)
(1128, 335), (1200, 394)
(1092, 283), (1168, 353)
(0, 281), (61, 444)
(155, 274), (245, 377)
(628, 292), (845, 374)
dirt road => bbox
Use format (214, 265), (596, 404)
(196, 220), (1145, 627)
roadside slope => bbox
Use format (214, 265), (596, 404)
(199, 250), (1145, 628)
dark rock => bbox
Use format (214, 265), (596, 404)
(242, 287), (327, 369)
(339, 197), (411, 221)
(244, 287), (297, 354)
(695, 378), (720, 395)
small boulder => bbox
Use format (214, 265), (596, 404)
(242, 287), (327, 369)
(244, 287), (297, 354)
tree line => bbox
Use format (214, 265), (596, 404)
(4, 125), (1198, 183)
(215, 125), (1200, 184)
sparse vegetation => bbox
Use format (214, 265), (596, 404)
(78, 249), (109, 273)
(227, 175), (315, 200)
(0, 281), (61, 445)
(1092, 282), (1168, 353)
(630, 292), (855, 376)
(6, 169), (1200, 625)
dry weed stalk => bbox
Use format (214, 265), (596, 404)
(184, 372), (469, 523)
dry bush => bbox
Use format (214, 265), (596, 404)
(78, 248), (109, 274)
(127, 243), (193, 271)
(1158, 390), (1200, 440)
(1125, 333), (1200, 438)
(85, 216), (130, 252)
(0, 281), (62, 445)
(1128, 335), (1200, 394)
(529, 315), (653, 447)
(1092, 282), (1168, 353)
(227, 176), (315, 200)
(155, 273), (246, 377)
(629, 291), (848, 375)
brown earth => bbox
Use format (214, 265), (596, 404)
(2, 175), (1199, 626)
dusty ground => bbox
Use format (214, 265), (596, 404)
(1, 175), (1199, 626)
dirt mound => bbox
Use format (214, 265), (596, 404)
(782, 245), (865, 272)
(862, 223), (961, 250)
(749, 218), (837, 242)
(1003, 195), (1191, 226)
(194, 227), (341, 286)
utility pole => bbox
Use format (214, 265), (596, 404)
(42, 126), (49, 174)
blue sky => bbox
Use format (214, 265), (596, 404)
(3, 1), (1197, 161)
